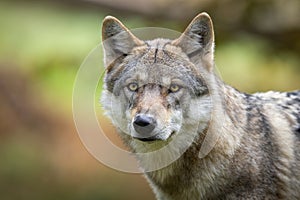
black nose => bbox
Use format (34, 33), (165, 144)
(133, 115), (156, 136)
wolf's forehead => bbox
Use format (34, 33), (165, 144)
(132, 38), (190, 65)
(122, 39), (197, 84)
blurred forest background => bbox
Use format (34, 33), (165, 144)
(0, 0), (299, 199)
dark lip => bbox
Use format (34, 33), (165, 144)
(133, 131), (176, 143)
(133, 136), (160, 142)
(135, 137), (158, 142)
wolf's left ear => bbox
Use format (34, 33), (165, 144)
(172, 13), (214, 69)
(102, 16), (144, 66)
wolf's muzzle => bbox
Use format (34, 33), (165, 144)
(133, 114), (157, 140)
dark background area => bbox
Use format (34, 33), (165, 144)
(0, 0), (299, 199)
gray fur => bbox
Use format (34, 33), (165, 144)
(101, 13), (300, 199)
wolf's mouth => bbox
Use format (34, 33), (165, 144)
(133, 131), (176, 143)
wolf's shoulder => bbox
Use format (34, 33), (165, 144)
(252, 90), (300, 136)
(253, 90), (300, 107)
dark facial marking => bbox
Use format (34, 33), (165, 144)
(154, 48), (158, 63)
(296, 114), (300, 138)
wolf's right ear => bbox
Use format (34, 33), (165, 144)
(172, 13), (215, 69)
(102, 16), (144, 66)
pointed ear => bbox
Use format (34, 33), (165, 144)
(172, 13), (215, 68)
(102, 16), (144, 65)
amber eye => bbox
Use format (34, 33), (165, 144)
(127, 83), (138, 92)
(169, 84), (180, 93)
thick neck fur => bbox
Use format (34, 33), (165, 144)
(143, 75), (247, 199)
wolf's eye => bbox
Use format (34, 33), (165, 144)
(169, 84), (180, 93)
(127, 83), (138, 92)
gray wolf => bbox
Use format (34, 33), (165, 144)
(101, 12), (300, 199)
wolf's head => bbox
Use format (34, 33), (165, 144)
(101, 13), (215, 150)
